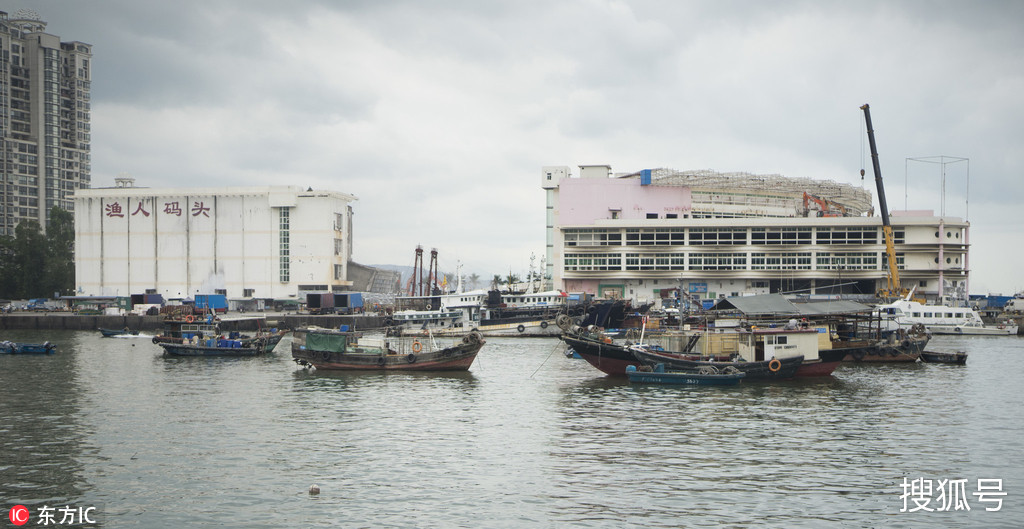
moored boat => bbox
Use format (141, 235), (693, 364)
(920, 350), (968, 365)
(875, 291), (1018, 336)
(625, 363), (745, 386)
(292, 326), (484, 371)
(0, 340), (57, 355)
(99, 328), (140, 337)
(158, 338), (260, 357)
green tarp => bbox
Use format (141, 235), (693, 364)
(306, 332), (347, 352)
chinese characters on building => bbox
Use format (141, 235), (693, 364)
(104, 200), (212, 218)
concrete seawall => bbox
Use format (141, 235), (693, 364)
(0, 314), (388, 332)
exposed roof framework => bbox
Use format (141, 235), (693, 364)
(642, 168), (874, 215)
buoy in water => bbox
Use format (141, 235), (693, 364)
(309, 484), (320, 495)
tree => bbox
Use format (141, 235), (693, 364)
(44, 207), (76, 297)
(0, 208), (76, 299)
(467, 273), (480, 290)
(491, 274), (504, 290)
(11, 220), (47, 298)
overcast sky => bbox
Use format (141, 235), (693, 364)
(9, 0), (1023, 294)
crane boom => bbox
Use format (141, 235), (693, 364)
(861, 103), (905, 299)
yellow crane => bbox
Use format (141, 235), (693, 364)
(861, 103), (909, 300)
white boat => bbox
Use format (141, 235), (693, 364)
(875, 290), (1018, 336)
(390, 289), (570, 337)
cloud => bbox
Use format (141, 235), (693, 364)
(9, 0), (1024, 293)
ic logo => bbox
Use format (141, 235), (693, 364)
(8, 505), (30, 526)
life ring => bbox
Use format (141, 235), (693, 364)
(406, 354), (416, 364)
(412, 341), (423, 353)
(185, 315), (195, 323)
(517, 324), (526, 333)
(768, 358), (782, 373)
(540, 321), (549, 329)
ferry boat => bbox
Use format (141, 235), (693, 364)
(390, 289), (570, 337)
(875, 290), (1018, 336)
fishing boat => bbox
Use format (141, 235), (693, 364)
(292, 326), (485, 371)
(99, 327), (140, 337)
(559, 332), (647, 376)
(158, 337), (261, 357)
(625, 363), (745, 386)
(240, 328), (289, 352)
(0, 340), (57, 355)
(920, 350), (968, 365)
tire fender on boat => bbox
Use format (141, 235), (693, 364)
(517, 324), (526, 333)
(406, 354), (416, 364)
(540, 321), (549, 329)
(768, 358), (782, 373)
(377, 356), (386, 367)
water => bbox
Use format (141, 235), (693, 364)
(1, 330), (1022, 528)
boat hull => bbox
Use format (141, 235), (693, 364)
(794, 349), (846, 377)
(920, 351), (968, 365)
(560, 334), (640, 376)
(401, 319), (561, 338)
(837, 338), (926, 362)
(625, 364), (745, 386)
(926, 325), (1018, 336)
(0, 341), (57, 355)
(292, 329), (485, 371)
(631, 347), (804, 380)
(158, 342), (260, 357)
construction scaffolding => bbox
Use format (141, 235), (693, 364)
(641, 168), (874, 216)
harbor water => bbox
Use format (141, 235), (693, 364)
(1, 330), (1022, 528)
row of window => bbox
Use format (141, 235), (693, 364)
(564, 227), (909, 246)
(564, 252), (906, 272)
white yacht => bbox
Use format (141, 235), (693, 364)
(875, 290), (1018, 336)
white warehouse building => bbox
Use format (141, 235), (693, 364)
(74, 181), (355, 301)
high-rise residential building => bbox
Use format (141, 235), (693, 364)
(0, 9), (91, 236)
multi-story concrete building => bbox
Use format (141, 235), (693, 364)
(0, 9), (91, 236)
(74, 181), (356, 302)
(542, 165), (969, 305)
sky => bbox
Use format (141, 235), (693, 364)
(7, 0), (1023, 294)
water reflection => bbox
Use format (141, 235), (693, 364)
(0, 330), (93, 505)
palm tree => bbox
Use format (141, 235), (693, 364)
(467, 273), (480, 290)
(491, 274), (504, 290)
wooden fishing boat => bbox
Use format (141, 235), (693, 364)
(920, 350), (968, 365)
(292, 326), (484, 371)
(158, 338), (261, 357)
(625, 363), (745, 386)
(1, 340), (57, 355)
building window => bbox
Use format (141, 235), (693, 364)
(215, 289), (227, 296)
(646, 213), (658, 219)
(279, 207), (290, 282)
(244, 289), (254, 297)
(334, 238), (344, 256)
(334, 264), (345, 280)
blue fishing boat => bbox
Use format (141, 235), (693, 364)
(0, 340), (57, 355)
(625, 364), (745, 386)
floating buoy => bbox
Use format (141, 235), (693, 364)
(309, 484), (320, 495)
